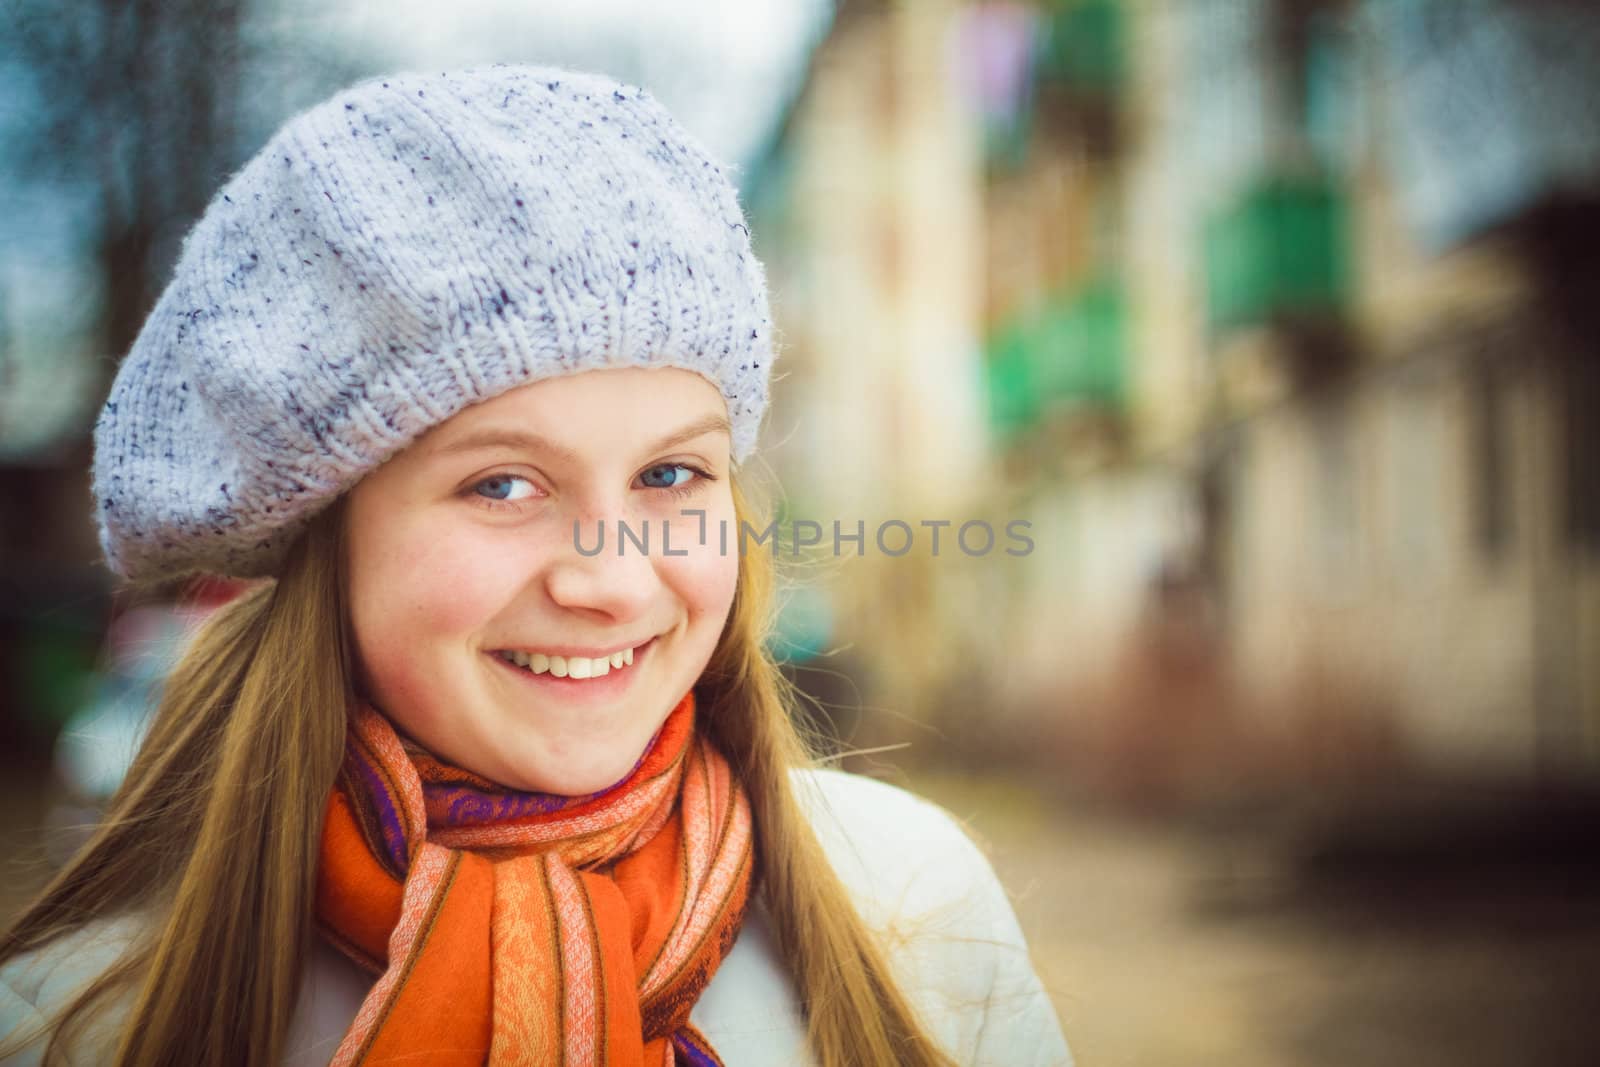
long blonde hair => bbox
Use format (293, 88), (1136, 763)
(0, 477), (954, 1066)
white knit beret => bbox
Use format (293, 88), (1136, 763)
(92, 64), (775, 583)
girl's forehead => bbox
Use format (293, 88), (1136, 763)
(412, 366), (732, 457)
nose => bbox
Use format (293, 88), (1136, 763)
(543, 510), (661, 622)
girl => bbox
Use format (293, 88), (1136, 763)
(0, 65), (1071, 1066)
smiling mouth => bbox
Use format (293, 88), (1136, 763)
(490, 637), (654, 680)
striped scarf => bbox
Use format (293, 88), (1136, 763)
(315, 689), (754, 1066)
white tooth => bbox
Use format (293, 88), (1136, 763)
(514, 651), (531, 668)
(610, 651), (625, 669)
(592, 658), (611, 677)
(568, 657), (593, 679)
(530, 653), (550, 674)
(550, 656), (569, 678)
(623, 647), (633, 666)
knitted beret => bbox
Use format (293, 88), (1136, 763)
(92, 64), (775, 583)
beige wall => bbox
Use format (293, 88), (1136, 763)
(771, 0), (985, 524)
(1223, 343), (1553, 775)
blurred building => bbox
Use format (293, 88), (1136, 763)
(750, 0), (992, 715)
(1175, 1), (1600, 781)
(758, 0), (1600, 785)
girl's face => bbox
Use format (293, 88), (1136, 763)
(344, 367), (740, 795)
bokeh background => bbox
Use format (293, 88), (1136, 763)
(4, 1), (1600, 1064)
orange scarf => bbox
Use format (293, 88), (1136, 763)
(316, 690), (754, 1066)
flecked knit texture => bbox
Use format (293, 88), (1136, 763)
(92, 64), (774, 582)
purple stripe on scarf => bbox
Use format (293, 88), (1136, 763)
(352, 749), (411, 872)
(672, 1030), (723, 1067)
(435, 785), (576, 825)
(421, 729), (661, 831)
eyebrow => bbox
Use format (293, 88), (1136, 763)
(429, 413), (733, 463)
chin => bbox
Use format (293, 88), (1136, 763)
(502, 746), (645, 797)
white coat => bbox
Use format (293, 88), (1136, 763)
(1, 769), (1073, 1066)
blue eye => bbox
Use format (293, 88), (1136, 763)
(473, 474), (535, 502)
(640, 464), (698, 490)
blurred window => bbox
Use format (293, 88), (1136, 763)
(1565, 357), (1600, 557)
(1469, 353), (1512, 564)
(1300, 4), (1358, 171)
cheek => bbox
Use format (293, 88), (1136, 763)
(353, 535), (495, 636)
(347, 521), (529, 689)
(660, 514), (740, 623)
(673, 554), (739, 621)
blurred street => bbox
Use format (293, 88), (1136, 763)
(905, 770), (1600, 1067)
